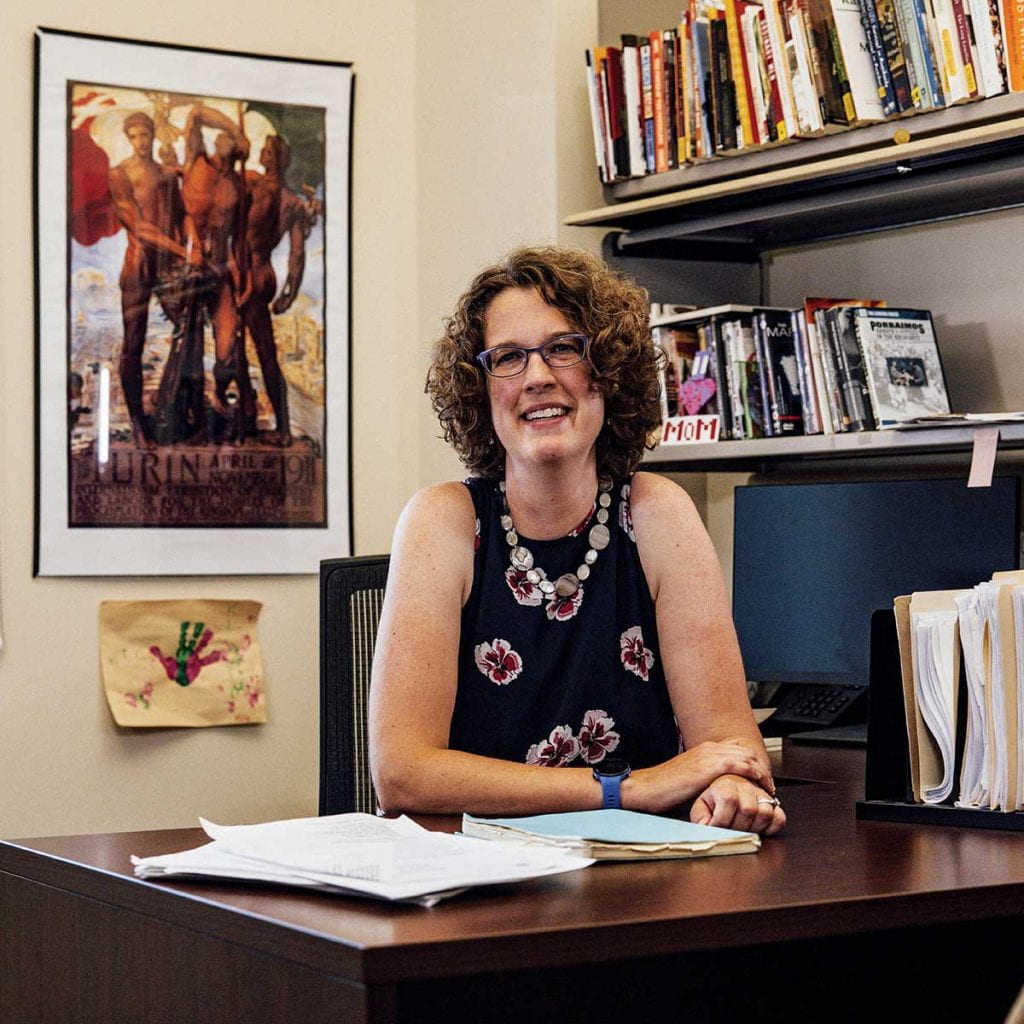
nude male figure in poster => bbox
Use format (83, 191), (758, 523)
(107, 112), (187, 446)
(178, 103), (253, 441)
(241, 135), (320, 446)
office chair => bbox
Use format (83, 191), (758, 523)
(319, 554), (390, 816)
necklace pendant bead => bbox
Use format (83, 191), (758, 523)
(584, 548), (598, 565)
(539, 579), (555, 595)
(526, 569), (541, 584)
(506, 530), (518, 546)
(588, 523), (610, 551)
(510, 546), (533, 570)
(500, 515), (514, 531)
(576, 563), (590, 581)
(598, 491), (611, 508)
(596, 507), (609, 525)
(555, 573), (579, 598)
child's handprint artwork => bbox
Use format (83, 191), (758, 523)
(100, 599), (265, 728)
(150, 621), (223, 686)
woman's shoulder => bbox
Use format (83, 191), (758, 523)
(628, 471), (698, 519)
(400, 480), (478, 527)
(391, 482), (478, 602)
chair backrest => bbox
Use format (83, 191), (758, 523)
(319, 554), (390, 816)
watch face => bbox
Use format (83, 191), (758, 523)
(595, 758), (630, 779)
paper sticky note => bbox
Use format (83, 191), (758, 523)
(967, 427), (1000, 488)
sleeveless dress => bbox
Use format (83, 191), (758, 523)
(449, 476), (680, 769)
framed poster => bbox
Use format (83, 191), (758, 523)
(34, 28), (352, 575)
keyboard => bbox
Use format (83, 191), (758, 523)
(759, 682), (867, 732)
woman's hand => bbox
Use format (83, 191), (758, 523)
(624, 738), (773, 815)
(689, 774), (787, 835)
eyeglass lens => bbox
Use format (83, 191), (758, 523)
(483, 334), (586, 376)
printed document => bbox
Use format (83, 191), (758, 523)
(133, 813), (593, 906)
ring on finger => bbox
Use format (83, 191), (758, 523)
(757, 797), (781, 808)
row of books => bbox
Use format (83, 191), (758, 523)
(895, 571), (1024, 811)
(586, 0), (1024, 182)
(654, 298), (951, 437)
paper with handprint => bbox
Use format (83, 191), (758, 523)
(99, 600), (266, 727)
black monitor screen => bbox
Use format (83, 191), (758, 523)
(732, 476), (1021, 688)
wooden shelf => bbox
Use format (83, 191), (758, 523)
(565, 101), (1024, 256)
(642, 422), (1024, 472)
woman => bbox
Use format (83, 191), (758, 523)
(369, 245), (784, 835)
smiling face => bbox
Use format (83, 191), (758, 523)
(482, 286), (604, 478)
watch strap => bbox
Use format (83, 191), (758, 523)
(597, 772), (623, 809)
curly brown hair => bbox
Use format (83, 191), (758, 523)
(426, 245), (663, 481)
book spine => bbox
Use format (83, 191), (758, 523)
(808, 0), (856, 121)
(726, 0), (758, 146)
(693, 14), (716, 155)
(804, 313), (835, 433)
(584, 51), (609, 183)
(605, 47), (631, 177)
(650, 30), (669, 172)
(830, 307), (876, 430)
(721, 321), (750, 438)
(1000, 0), (1024, 90)
(934, 0), (972, 100)
(894, 0), (932, 105)
(816, 309), (850, 430)
(663, 29), (680, 169)
(595, 49), (618, 180)
(711, 16), (741, 149)
(652, 327), (678, 418)
(759, 309), (807, 434)
(620, 37), (648, 176)
(858, 0), (901, 112)
(758, 7), (788, 138)
(787, 0), (828, 129)
(831, 0), (888, 120)
(964, 0), (1006, 95)
(744, 6), (773, 142)
(791, 309), (822, 433)
(677, 19), (693, 162)
(794, 0), (831, 123)
(706, 319), (735, 438)
(875, 0), (917, 109)
(951, 0), (982, 94)
(764, 0), (801, 135)
(639, 37), (657, 173)
(910, 0), (949, 104)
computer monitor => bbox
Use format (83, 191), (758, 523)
(732, 475), (1022, 691)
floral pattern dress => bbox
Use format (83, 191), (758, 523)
(449, 478), (679, 770)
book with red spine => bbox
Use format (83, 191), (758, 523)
(650, 30), (669, 172)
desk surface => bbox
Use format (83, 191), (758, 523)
(3, 750), (1024, 1022)
(5, 777), (1024, 978)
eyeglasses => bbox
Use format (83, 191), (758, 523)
(475, 333), (589, 378)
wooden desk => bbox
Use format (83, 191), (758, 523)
(3, 775), (1023, 1024)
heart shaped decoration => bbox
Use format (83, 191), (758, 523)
(679, 376), (717, 416)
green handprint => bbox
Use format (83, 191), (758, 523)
(150, 620), (222, 686)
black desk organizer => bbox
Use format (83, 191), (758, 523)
(856, 608), (1024, 831)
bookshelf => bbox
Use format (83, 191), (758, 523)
(643, 421), (1024, 472)
(566, 96), (1024, 257)
(566, 86), (1024, 472)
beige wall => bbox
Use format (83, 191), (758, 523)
(0, 1), (600, 838)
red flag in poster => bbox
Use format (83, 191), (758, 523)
(69, 91), (120, 246)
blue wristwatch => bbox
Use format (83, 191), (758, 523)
(593, 759), (631, 809)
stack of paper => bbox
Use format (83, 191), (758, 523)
(907, 592), (962, 804)
(462, 808), (760, 859)
(132, 813), (594, 907)
(956, 588), (990, 808)
(895, 569), (1024, 811)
